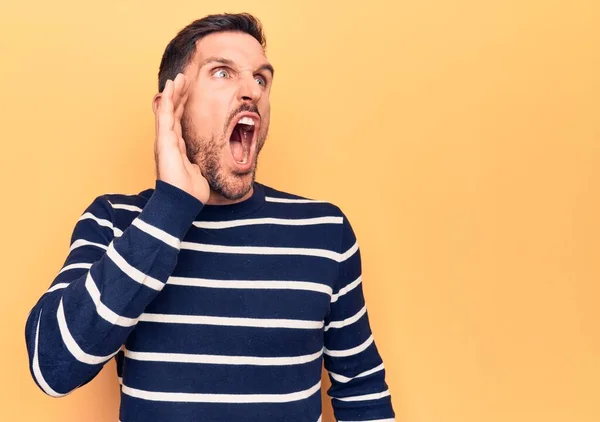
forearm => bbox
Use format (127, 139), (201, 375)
(25, 180), (203, 396)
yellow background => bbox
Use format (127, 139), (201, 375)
(1, 0), (598, 421)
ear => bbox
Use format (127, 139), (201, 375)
(152, 93), (162, 114)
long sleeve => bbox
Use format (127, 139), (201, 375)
(24, 180), (203, 397)
(323, 215), (395, 422)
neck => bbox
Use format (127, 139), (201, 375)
(206, 186), (254, 206)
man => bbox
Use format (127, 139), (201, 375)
(25, 13), (395, 422)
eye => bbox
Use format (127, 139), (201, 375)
(255, 75), (267, 87)
(213, 68), (230, 79)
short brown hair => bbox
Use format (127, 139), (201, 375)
(157, 13), (266, 92)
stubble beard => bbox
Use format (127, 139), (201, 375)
(181, 113), (266, 201)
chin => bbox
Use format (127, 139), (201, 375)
(209, 167), (256, 201)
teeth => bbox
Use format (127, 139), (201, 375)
(238, 117), (255, 126)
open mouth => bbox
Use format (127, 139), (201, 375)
(229, 115), (258, 167)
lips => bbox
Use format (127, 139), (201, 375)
(227, 112), (260, 172)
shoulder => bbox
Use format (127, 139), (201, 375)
(82, 186), (154, 220)
(259, 182), (346, 219)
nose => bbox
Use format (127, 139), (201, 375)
(237, 73), (262, 104)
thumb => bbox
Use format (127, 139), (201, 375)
(178, 136), (187, 156)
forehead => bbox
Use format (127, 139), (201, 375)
(194, 31), (268, 67)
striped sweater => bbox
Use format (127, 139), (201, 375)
(25, 180), (395, 422)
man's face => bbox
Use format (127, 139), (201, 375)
(181, 31), (273, 202)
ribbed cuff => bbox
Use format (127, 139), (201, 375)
(137, 180), (204, 240)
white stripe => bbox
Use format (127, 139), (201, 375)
(331, 275), (362, 303)
(180, 242), (351, 263)
(265, 196), (327, 204)
(131, 218), (180, 249)
(167, 276), (332, 296)
(79, 212), (123, 237)
(47, 283), (69, 293)
(32, 310), (67, 397)
(69, 239), (108, 253)
(193, 216), (342, 229)
(340, 241), (359, 261)
(48, 264), (94, 293)
(339, 419), (395, 422)
(85, 272), (139, 327)
(124, 347), (323, 366)
(139, 313), (324, 330)
(121, 380), (321, 403)
(335, 389), (390, 402)
(108, 201), (142, 212)
(106, 244), (164, 291)
(57, 299), (119, 365)
(324, 335), (374, 358)
(324, 305), (367, 331)
(58, 262), (93, 275)
(316, 417), (322, 422)
(329, 363), (385, 384)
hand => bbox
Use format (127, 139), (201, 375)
(154, 73), (210, 204)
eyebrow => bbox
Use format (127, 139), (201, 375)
(199, 56), (275, 77)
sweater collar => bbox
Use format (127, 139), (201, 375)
(141, 182), (265, 221)
(198, 182), (265, 220)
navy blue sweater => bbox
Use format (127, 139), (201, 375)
(25, 180), (395, 422)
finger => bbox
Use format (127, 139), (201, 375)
(157, 79), (175, 144)
(158, 79), (174, 121)
(177, 74), (192, 113)
(171, 73), (187, 111)
(174, 89), (189, 122)
(171, 74), (182, 108)
(175, 116), (183, 147)
(173, 88), (189, 148)
(178, 135), (187, 156)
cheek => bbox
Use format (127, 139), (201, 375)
(261, 103), (271, 129)
(186, 93), (227, 135)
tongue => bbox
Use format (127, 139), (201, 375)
(231, 139), (244, 162)
(230, 125), (253, 164)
